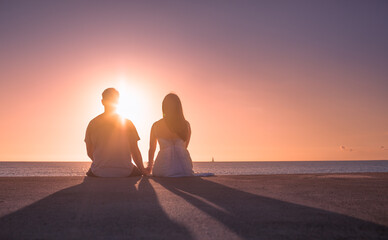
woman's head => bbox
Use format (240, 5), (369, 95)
(162, 93), (188, 141)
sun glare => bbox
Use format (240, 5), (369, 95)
(113, 76), (159, 159)
(116, 80), (147, 121)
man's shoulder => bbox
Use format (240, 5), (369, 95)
(124, 118), (140, 141)
(124, 118), (136, 128)
(124, 118), (134, 124)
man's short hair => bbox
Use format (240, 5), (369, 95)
(102, 88), (119, 103)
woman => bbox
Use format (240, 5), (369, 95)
(147, 93), (194, 177)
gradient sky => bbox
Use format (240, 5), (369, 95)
(1, 0), (387, 162)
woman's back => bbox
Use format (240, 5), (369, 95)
(154, 119), (183, 140)
(151, 119), (193, 177)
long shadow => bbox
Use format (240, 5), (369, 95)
(153, 177), (388, 240)
(0, 177), (193, 239)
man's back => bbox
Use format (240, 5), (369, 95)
(85, 113), (140, 177)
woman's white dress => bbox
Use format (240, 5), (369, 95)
(152, 138), (194, 177)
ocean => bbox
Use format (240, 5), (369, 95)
(0, 160), (387, 177)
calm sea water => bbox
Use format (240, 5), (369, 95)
(0, 161), (387, 177)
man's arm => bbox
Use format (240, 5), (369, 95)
(130, 140), (147, 174)
(127, 119), (147, 174)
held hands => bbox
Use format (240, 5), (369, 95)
(138, 162), (153, 176)
(144, 162), (153, 176)
(140, 162), (153, 176)
(140, 167), (150, 176)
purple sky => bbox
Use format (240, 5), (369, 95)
(0, 1), (387, 161)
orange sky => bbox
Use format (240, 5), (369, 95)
(0, 1), (387, 161)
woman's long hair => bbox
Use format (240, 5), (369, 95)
(162, 93), (188, 141)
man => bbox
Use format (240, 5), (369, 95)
(84, 88), (147, 177)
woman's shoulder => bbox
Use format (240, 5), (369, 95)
(152, 119), (164, 129)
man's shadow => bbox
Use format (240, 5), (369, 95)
(0, 177), (193, 239)
(153, 177), (388, 240)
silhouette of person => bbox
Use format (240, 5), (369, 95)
(84, 88), (147, 177)
(147, 93), (193, 177)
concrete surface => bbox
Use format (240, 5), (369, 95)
(0, 173), (387, 239)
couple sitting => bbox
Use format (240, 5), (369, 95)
(85, 88), (194, 177)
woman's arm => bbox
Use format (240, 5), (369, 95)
(185, 122), (191, 148)
(147, 123), (157, 172)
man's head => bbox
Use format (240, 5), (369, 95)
(101, 88), (119, 112)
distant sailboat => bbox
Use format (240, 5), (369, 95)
(211, 157), (215, 163)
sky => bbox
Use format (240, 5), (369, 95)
(0, 0), (387, 162)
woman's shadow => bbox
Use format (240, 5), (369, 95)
(1, 176), (387, 239)
(0, 177), (193, 239)
(153, 177), (388, 240)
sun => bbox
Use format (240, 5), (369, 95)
(115, 81), (147, 121)
(113, 76), (158, 127)
(112, 77), (159, 161)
